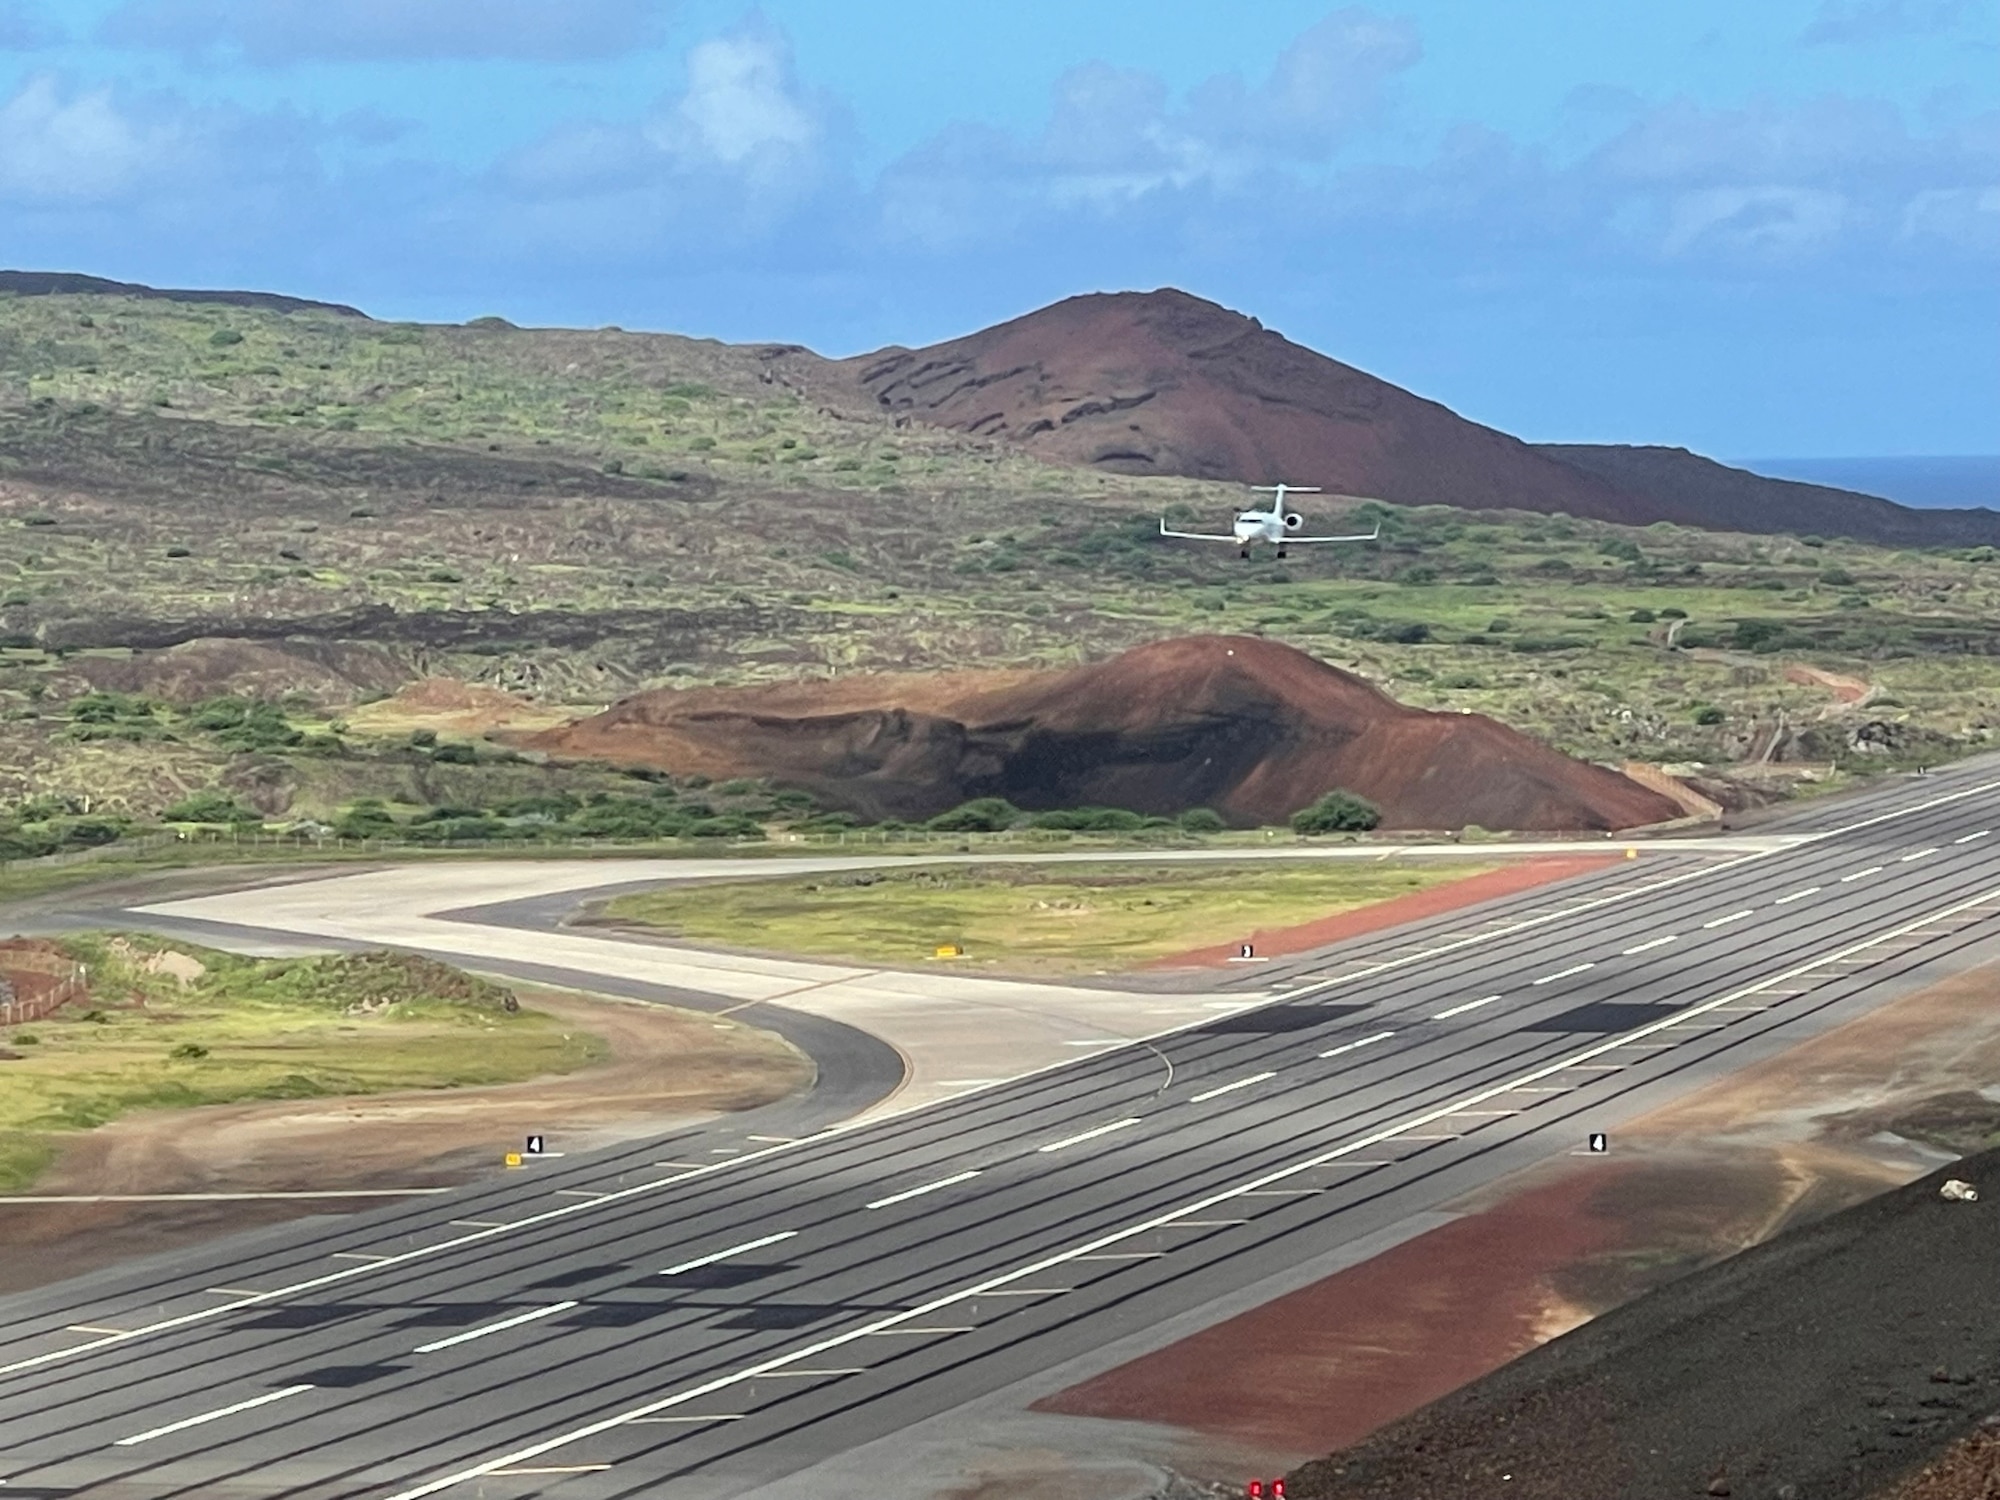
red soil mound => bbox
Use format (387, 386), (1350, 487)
(844, 289), (1666, 525)
(526, 636), (1677, 832)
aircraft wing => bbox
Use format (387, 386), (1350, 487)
(1157, 519), (1243, 541)
(1290, 532), (1382, 543)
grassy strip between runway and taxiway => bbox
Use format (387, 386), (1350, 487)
(598, 858), (1498, 975)
(0, 933), (607, 1192)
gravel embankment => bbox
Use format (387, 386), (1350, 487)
(1287, 1152), (2000, 1500)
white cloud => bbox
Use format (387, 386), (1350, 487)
(0, 75), (162, 202)
(651, 23), (821, 168)
(99, 0), (675, 65)
(1660, 185), (1849, 257)
(1900, 184), (2000, 251)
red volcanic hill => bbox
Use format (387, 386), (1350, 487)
(524, 636), (1679, 833)
(840, 289), (2000, 547)
(843, 289), (1669, 526)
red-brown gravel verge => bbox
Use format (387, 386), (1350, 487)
(1032, 1167), (1638, 1458)
(1147, 854), (1620, 969)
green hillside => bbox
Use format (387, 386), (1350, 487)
(3, 289), (1998, 832)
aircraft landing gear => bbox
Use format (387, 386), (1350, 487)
(1240, 547), (1252, 560)
(1275, 547), (1289, 560)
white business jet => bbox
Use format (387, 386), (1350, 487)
(1158, 484), (1380, 560)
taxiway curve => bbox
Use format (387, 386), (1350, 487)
(5, 765), (2000, 1498)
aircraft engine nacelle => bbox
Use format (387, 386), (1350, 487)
(1283, 513), (1304, 532)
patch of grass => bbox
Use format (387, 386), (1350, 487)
(601, 859), (1495, 975)
(0, 935), (606, 1191)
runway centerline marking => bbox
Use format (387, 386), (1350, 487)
(115, 1385), (312, 1446)
(1955, 830), (1991, 844)
(1532, 963), (1594, 986)
(1702, 909), (1755, 929)
(1622, 934), (1678, 954)
(1842, 866), (1885, 882)
(1774, 887), (1820, 904)
(18, 785), (2000, 1392)
(1320, 1031), (1395, 1058)
(414, 1302), (579, 1355)
(1901, 848), (1938, 862)
(1190, 1072), (1275, 1103)
(1433, 995), (1501, 1020)
(1038, 1118), (1142, 1153)
(1276, 773), (2000, 1004)
(372, 876), (2000, 1496)
(866, 1171), (981, 1210)
(661, 1231), (798, 1277)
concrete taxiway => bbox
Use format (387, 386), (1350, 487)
(4, 767), (2000, 1498)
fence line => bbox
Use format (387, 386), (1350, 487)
(0, 965), (86, 1028)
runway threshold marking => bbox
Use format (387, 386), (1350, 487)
(866, 1170), (981, 1210)
(413, 1302), (579, 1355)
(114, 1385), (312, 1446)
(1190, 1072), (1275, 1103)
(377, 878), (2000, 1500)
(1037, 1118), (1142, 1153)
(660, 1231), (799, 1276)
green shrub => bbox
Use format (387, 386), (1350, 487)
(1693, 704), (1726, 725)
(207, 329), (244, 347)
(161, 790), (260, 824)
(1628, 608), (1657, 623)
(1820, 567), (1855, 586)
(1178, 807), (1226, 833)
(1290, 790), (1382, 834)
(927, 797), (1021, 833)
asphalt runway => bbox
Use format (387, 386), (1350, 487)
(7, 763), (2000, 1499)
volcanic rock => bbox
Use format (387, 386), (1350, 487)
(844, 288), (2000, 547)
(525, 636), (1678, 832)
(845, 289), (1666, 525)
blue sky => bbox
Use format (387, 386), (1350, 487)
(0, 0), (1995, 456)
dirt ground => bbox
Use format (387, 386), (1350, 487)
(1035, 960), (2000, 1492)
(1147, 854), (1619, 968)
(0, 987), (810, 1294)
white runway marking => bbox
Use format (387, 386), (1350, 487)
(1774, 887), (1820, 904)
(1038, 1118), (1142, 1153)
(413, 1302), (579, 1355)
(1532, 963), (1595, 985)
(1842, 866), (1884, 881)
(1702, 909), (1755, 929)
(0, 1189), (448, 1203)
(391, 889), (2000, 1500)
(1062, 1038), (1125, 1047)
(115, 1385), (312, 1446)
(1901, 848), (1939, 862)
(1319, 1030), (1395, 1058)
(1433, 994), (1502, 1019)
(1190, 1072), (1276, 1103)
(866, 1171), (981, 1210)
(661, 1231), (799, 1276)
(1955, 830), (1991, 844)
(1621, 934), (1678, 954)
